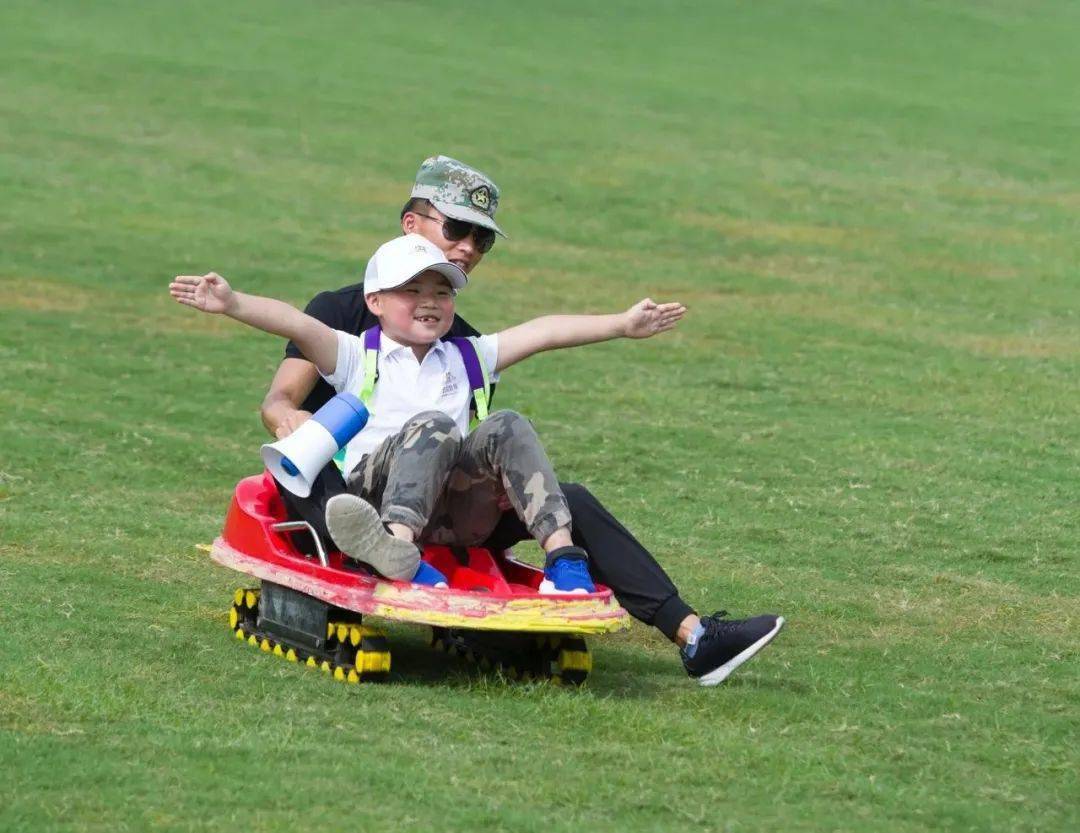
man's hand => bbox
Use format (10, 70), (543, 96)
(275, 409), (314, 439)
(261, 359), (322, 438)
(621, 298), (686, 339)
(169, 272), (235, 315)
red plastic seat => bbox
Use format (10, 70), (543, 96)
(221, 472), (545, 593)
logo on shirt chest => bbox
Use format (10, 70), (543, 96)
(439, 372), (461, 398)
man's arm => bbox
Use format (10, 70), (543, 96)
(261, 358), (321, 439)
(494, 298), (685, 372)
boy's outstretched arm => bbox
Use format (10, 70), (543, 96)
(495, 298), (686, 372)
(169, 272), (339, 376)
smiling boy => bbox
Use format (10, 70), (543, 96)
(170, 234), (685, 592)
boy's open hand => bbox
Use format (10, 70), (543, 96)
(622, 298), (686, 339)
(170, 273), (235, 314)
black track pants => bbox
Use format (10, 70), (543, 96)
(480, 483), (695, 640)
(277, 462), (347, 546)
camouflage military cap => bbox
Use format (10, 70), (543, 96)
(411, 155), (506, 237)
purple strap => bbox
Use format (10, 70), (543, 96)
(448, 337), (484, 394)
(363, 325), (381, 352)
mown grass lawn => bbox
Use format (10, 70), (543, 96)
(1, 1), (1077, 831)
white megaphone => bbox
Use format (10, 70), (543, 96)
(261, 393), (369, 497)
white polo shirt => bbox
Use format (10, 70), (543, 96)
(323, 330), (500, 474)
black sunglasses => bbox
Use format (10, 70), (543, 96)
(412, 212), (496, 254)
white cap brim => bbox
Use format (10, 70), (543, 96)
(371, 261), (467, 293)
(419, 261), (468, 290)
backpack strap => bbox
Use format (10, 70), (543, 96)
(448, 336), (491, 421)
(331, 325), (380, 473)
(359, 325), (381, 407)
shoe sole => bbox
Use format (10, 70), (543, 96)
(696, 616), (785, 687)
(324, 494), (420, 581)
(538, 579), (590, 595)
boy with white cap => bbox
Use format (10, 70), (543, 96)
(170, 234), (686, 590)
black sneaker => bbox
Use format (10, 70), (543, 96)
(681, 611), (785, 686)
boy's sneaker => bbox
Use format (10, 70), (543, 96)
(324, 494), (420, 581)
(539, 551), (596, 595)
(411, 561), (449, 589)
(681, 611), (784, 686)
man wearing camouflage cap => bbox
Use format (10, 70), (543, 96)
(260, 155), (784, 686)
(410, 155), (505, 236)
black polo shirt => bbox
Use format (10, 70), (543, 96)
(284, 282), (483, 414)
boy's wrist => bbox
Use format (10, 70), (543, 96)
(222, 291), (241, 318)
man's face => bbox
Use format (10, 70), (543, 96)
(402, 204), (486, 275)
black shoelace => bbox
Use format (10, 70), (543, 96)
(702, 610), (743, 636)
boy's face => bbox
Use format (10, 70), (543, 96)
(366, 271), (456, 347)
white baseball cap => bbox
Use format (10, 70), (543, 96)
(363, 233), (468, 294)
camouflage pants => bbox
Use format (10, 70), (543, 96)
(345, 410), (572, 547)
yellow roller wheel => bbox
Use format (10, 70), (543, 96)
(554, 638), (591, 686)
(558, 649), (592, 673)
(356, 650), (391, 675)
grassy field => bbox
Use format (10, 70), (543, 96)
(2, 1), (1078, 830)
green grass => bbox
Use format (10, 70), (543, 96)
(1, 1), (1078, 830)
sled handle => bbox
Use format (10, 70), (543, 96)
(270, 520), (329, 568)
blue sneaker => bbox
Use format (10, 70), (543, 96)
(540, 552), (596, 595)
(411, 561), (449, 589)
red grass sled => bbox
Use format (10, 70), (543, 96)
(209, 472), (629, 683)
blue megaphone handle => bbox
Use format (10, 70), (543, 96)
(311, 393), (370, 448)
(269, 394), (369, 483)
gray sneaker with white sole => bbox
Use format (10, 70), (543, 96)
(324, 493), (420, 581)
